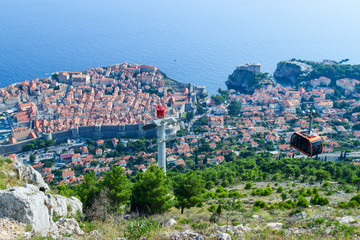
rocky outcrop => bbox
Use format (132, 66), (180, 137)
(273, 60), (313, 84)
(0, 184), (55, 234)
(56, 218), (84, 235)
(226, 68), (272, 94)
(13, 161), (49, 190)
(50, 195), (83, 217)
(226, 69), (257, 93)
(0, 184), (83, 236)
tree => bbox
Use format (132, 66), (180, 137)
(315, 170), (330, 184)
(227, 101), (242, 116)
(173, 171), (204, 214)
(29, 154), (36, 164)
(354, 178), (360, 191)
(131, 165), (172, 215)
(76, 171), (100, 210)
(102, 166), (131, 211)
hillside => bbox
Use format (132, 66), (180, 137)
(274, 59), (360, 85)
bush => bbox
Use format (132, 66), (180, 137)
(123, 217), (160, 240)
(284, 199), (296, 209)
(313, 188), (319, 195)
(323, 181), (330, 188)
(254, 200), (267, 209)
(297, 196), (309, 208)
(205, 181), (215, 190)
(245, 182), (253, 190)
(228, 190), (241, 198)
(310, 194), (329, 206)
(326, 190), (333, 196)
(281, 192), (288, 201)
(314, 217), (326, 225)
(339, 201), (348, 208)
(208, 203), (217, 212)
(216, 186), (228, 198)
(221, 179), (230, 188)
(350, 194), (360, 204)
(348, 200), (359, 208)
(251, 186), (272, 197)
(289, 189), (294, 194)
(277, 186), (284, 193)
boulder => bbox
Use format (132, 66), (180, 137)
(56, 218), (84, 235)
(13, 162), (49, 190)
(291, 212), (307, 219)
(50, 195), (83, 217)
(166, 218), (177, 227)
(215, 231), (232, 240)
(0, 184), (54, 234)
(266, 222), (283, 230)
(336, 216), (355, 224)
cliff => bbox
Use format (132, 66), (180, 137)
(273, 60), (313, 84)
(0, 160), (83, 238)
(226, 68), (272, 94)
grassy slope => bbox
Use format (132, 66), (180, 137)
(73, 181), (360, 240)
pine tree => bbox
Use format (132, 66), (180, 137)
(130, 165), (172, 215)
(174, 171), (204, 214)
(102, 166), (131, 210)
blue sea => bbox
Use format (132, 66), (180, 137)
(1, 0), (360, 94)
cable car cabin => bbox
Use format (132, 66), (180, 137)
(290, 131), (323, 157)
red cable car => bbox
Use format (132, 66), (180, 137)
(290, 131), (323, 157)
(290, 109), (323, 157)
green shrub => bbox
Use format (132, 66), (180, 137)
(284, 199), (296, 209)
(254, 200), (267, 209)
(313, 188), (319, 195)
(348, 200), (358, 208)
(310, 194), (329, 206)
(323, 181), (330, 188)
(221, 179), (230, 188)
(326, 190), (333, 196)
(251, 186), (272, 197)
(276, 186), (284, 193)
(306, 188), (313, 196)
(228, 190), (241, 198)
(350, 194), (360, 204)
(297, 196), (309, 208)
(289, 208), (302, 216)
(123, 217), (160, 240)
(314, 217), (326, 225)
(339, 201), (348, 208)
(281, 192), (288, 201)
(245, 182), (253, 190)
(205, 181), (215, 190)
(208, 203), (217, 213)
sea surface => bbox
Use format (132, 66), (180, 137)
(1, 0), (360, 94)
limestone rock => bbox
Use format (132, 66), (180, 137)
(336, 216), (355, 224)
(51, 195), (83, 217)
(13, 162), (49, 190)
(56, 218), (84, 235)
(214, 231), (231, 240)
(166, 218), (177, 226)
(291, 212), (307, 219)
(266, 222), (283, 230)
(0, 184), (53, 234)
